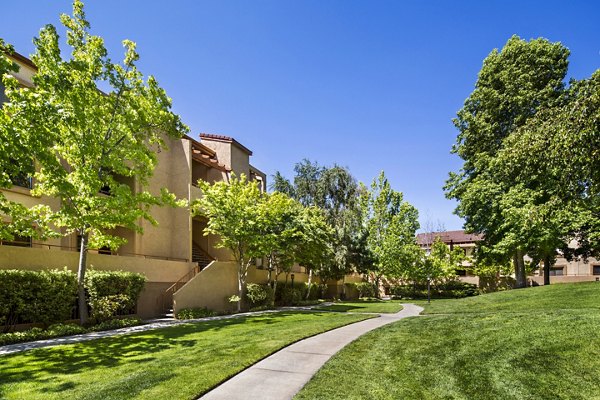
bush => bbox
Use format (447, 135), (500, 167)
(280, 287), (303, 306)
(176, 307), (216, 319)
(354, 282), (377, 298)
(88, 294), (131, 323)
(0, 269), (77, 331)
(390, 280), (479, 299)
(47, 323), (87, 337)
(91, 317), (142, 331)
(85, 270), (145, 322)
(304, 283), (328, 300)
(245, 284), (274, 308)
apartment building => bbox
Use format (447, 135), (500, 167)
(417, 230), (483, 285)
(0, 52), (279, 317)
(417, 230), (600, 286)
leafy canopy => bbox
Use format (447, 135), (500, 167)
(2, 0), (188, 249)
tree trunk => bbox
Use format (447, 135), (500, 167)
(305, 268), (313, 300)
(513, 250), (527, 288)
(341, 275), (346, 300)
(543, 254), (552, 286)
(237, 266), (244, 313)
(77, 231), (89, 324)
(267, 254), (273, 286)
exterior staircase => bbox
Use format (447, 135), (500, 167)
(157, 242), (215, 315)
(192, 243), (213, 269)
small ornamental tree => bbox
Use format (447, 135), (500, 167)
(192, 174), (264, 312)
(362, 171), (420, 295)
(424, 237), (465, 281)
(295, 206), (335, 299)
(258, 192), (302, 295)
(4, 1), (188, 323)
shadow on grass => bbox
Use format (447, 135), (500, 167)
(0, 311), (318, 398)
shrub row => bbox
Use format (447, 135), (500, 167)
(274, 282), (328, 306)
(0, 269), (145, 331)
(390, 280), (479, 299)
(0, 269), (77, 330)
(176, 307), (217, 319)
(241, 282), (329, 308)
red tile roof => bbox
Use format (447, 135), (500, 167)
(416, 230), (483, 246)
(184, 134), (229, 172)
(200, 133), (253, 156)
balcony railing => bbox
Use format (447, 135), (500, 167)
(0, 240), (189, 262)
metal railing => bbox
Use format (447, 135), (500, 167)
(0, 240), (190, 263)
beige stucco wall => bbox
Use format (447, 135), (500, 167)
(9, 57), (35, 86)
(200, 138), (251, 177)
(172, 262), (309, 314)
(136, 136), (193, 262)
(530, 276), (600, 285)
(173, 261), (365, 314)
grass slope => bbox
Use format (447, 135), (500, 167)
(315, 299), (404, 313)
(296, 282), (600, 400)
(0, 311), (372, 400)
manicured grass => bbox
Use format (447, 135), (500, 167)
(0, 311), (372, 400)
(315, 299), (404, 313)
(296, 282), (600, 400)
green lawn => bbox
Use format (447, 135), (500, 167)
(0, 311), (372, 400)
(296, 282), (600, 400)
(315, 299), (404, 313)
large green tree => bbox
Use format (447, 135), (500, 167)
(446, 35), (570, 288)
(493, 69), (600, 283)
(273, 160), (365, 293)
(3, 1), (187, 322)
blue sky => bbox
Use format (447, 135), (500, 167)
(2, 1), (599, 230)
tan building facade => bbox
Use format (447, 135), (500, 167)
(417, 230), (600, 286)
(417, 230), (482, 285)
(0, 52), (278, 317)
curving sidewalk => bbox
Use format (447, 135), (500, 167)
(199, 303), (424, 400)
(0, 305), (323, 356)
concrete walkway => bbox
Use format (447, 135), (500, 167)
(0, 305), (326, 356)
(200, 303), (424, 400)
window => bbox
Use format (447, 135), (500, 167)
(7, 157), (34, 189)
(455, 269), (467, 276)
(593, 266), (600, 276)
(1, 234), (32, 247)
(0, 82), (7, 107)
(549, 267), (564, 276)
(10, 173), (33, 189)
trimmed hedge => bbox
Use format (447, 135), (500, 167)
(390, 280), (479, 299)
(0, 269), (77, 331)
(0, 269), (146, 331)
(85, 270), (146, 322)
